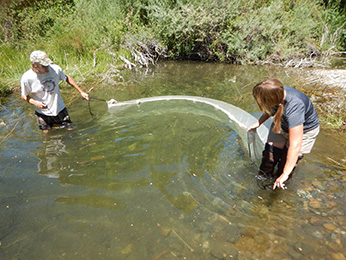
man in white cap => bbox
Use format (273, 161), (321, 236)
(21, 50), (89, 132)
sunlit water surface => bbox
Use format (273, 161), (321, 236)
(1, 61), (345, 259)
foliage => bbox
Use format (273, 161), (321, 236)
(139, 0), (344, 63)
(141, 0), (236, 60)
(319, 0), (346, 52)
(0, 0), (75, 46)
(0, 0), (345, 95)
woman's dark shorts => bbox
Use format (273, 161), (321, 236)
(35, 107), (71, 130)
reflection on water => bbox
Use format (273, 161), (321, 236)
(37, 136), (67, 178)
(0, 61), (345, 259)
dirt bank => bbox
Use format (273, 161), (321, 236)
(301, 69), (346, 89)
(298, 69), (346, 130)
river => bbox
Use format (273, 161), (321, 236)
(0, 61), (345, 259)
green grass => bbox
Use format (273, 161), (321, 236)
(1, 0), (345, 96)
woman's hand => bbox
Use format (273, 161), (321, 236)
(273, 173), (290, 190)
(248, 113), (270, 131)
(248, 121), (260, 131)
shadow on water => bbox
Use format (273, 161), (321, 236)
(0, 61), (345, 259)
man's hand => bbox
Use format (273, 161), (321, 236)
(39, 102), (48, 109)
(80, 91), (89, 100)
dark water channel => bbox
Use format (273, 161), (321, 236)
(1, 61), (345, 260)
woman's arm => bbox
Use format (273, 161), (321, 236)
(66, 75), (89, 100)
(248, 113), (270, 130)
(273, 124), (303, 189)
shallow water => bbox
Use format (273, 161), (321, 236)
(1, 61), (345, 259)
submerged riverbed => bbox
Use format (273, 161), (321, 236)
(0, 61), (345, 259)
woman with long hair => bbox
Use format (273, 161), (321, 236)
(249, 79), (320, 190)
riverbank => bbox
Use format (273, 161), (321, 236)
(298, 69), (346, 130)
(1, 0), (345, 93)
(1, 59), (345, 131)
(302, 69), (346, 89)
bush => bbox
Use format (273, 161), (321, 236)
(0, 0), (345, 96)
(0, 0), (75, 46)
(139, 0), (334, 63)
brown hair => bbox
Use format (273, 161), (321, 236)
(253, 78), (285, 133)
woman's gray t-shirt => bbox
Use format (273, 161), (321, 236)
(278, 86), (319, 133)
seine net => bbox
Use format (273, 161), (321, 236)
(106, 95), (268, 162)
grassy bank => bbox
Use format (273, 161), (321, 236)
(1, 0), (345, 95)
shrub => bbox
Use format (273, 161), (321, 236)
(0, 0), (75, 46)
(0, 0), (345, 96)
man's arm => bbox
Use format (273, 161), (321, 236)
(21, 95), (47, 109)
(65, 75), (89, 100)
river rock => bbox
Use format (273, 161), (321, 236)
(213, 222), (242, 243)
(304, 186), (314, 192)
(312, 180), (326, 191)
(309, 198), (321, 208)
(323, 223), (337, 231)
(312, 230), (324, 239)
(209, 240), (239, 259)
(121, 243), (133, 255)
(328, 239), (343, 252)
(297, 188), (313, 199)
(192, 218), (209, 232)
(309, 216), (320, 225)
(341, 231), (346, 239)
(328, 201), (337, 207)
(235, 235), (257, 251)
(332, 252), (346, 260)
(160, 226), (172, 236)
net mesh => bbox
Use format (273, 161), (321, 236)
(106, 96), (268, 161)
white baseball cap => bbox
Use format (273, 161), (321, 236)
(30, 50), (52, 66)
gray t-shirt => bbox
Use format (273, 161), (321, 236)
(21, 64), (66, 116)
(273, 86), (319, 133)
